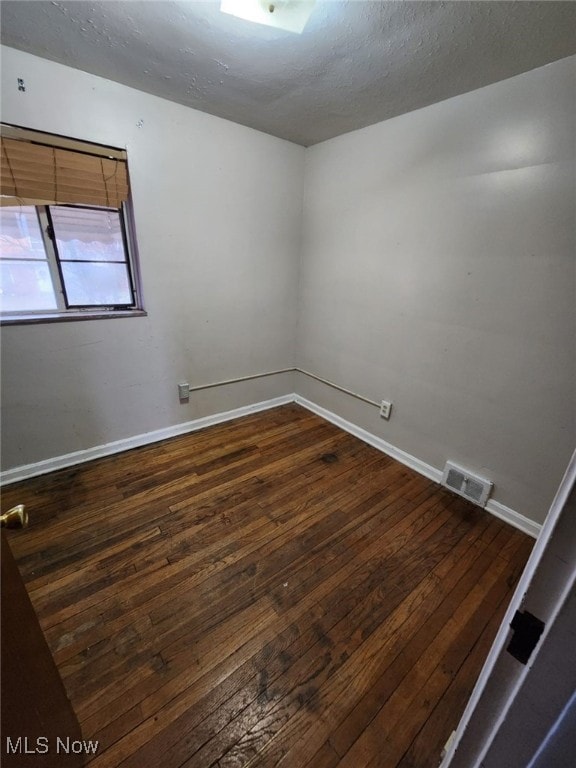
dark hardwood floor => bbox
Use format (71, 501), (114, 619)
(2, 404), (533, 768)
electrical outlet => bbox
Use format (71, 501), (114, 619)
(380, 400), (392, 419)
(178, 383), (190, 400)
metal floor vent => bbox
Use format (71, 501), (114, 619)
(441, 461), (493, 507)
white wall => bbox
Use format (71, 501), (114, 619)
(297, 56), (576, 524)
(0, 46), (303, 470)
(2, 47), (574, 528)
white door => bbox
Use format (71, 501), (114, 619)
(442, 449), (576, 768)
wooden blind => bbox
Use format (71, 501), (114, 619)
(0, 130), (129, 209)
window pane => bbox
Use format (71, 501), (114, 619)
(0, 207), (47, 260)
(0, 261), (58, 311)
(60, 262), (133, 306)
(50, 207), (125, 262)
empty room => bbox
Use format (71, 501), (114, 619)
(1, 2), (575, 767)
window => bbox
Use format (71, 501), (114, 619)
(0, 125), (144, 323)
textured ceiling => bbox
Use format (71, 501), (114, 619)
(1, 1), (575, 146)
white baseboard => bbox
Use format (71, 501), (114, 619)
(295, 395), (442, 483)
(295, 395), (541, 539)
(484, 499), (541, 539)
(0, 394), (294, 486)
(1, 388), (542, 539)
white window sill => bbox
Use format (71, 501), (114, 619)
(0, 309), (147, 326)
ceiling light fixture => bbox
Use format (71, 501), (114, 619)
(220, 0), (316, 34)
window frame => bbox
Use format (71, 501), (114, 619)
(47, 203), (138, 311)
(0, 200), (146, 325)
(0, 123), (146, 325)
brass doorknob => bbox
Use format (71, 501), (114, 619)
(0, 505), (28, 529)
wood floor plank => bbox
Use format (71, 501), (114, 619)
(2, 404), (533, 768)
(393, 586), (511, 768)
(324, 521), (508, 761)
(34, 429), (367, 630)
(90, 482), (437, 761)
(60, 452), (412, 712)
(79, 472), (424, 748)
(63, 460), (398, 700)
(161, 504), (469, 765)
(210, 515), (505, 768)
(334, 534), (530, 768)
